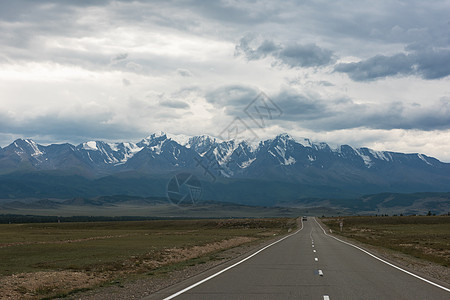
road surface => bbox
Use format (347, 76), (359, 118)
(145, 218), (450, 300)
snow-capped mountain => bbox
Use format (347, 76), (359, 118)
(0, 133), (449, 195)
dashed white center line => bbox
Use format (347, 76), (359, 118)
(315, 257), (319, 261)
(312, 245), (315, 247)
(318, 269), (324, 276)
(323, 295), (330, 300)
(313, 250), (316, 253)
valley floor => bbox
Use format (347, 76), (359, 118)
(0, 218), (296, 299)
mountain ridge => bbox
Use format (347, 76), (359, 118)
(0, 133), (449, 201)
(1, 192), (448, 216)
(0, 132), (444, 172)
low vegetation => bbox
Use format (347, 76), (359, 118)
(0, 218), (297, 299)
(321, 216), (450, 267)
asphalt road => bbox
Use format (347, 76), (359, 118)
(145, 218), (450, 300)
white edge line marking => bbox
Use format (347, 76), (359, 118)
(314, 217), (450, 293)
(162, 219), (304, 300)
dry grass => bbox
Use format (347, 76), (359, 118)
(321, 216), (450, 267)
(0, 218), (296, 299)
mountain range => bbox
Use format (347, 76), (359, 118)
(0, 132), (449, 204)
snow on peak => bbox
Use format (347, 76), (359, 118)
(153, 131), (167, 138)
(150, 142), (164, 154)
(354, 148), (373, 168)
(145, 131), (167, 141)
(417, 153), (432, 165)
(123, 142), (141, 153)
(191, 134), (217, 143)
(368, 149), (392, 162)
(276, 133), (294, 140)
(240, 158), (256, 168)
(166, 133), (192, 146)
(25, 139), (43, 156)
(82, 141), (98, 151)
(273, 134), (294, 148)
(187, 135), (219, 151)
(214, 142), (237, 166)
(140, 131), (192, 146)
(108, 143), (119, 151)
(270, 143), (297, 166)
(112, 142), (143, 165)
(334, 144), (354, 153)
(139, 133), (165, 146)
(237, 140), (256, 152)
(297, 137), (313, 148)
(283, 156), (296, 165)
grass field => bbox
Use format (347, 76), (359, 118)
(0, 201), (341, 218)
(0, 218), (297, 299)
(321, 216), (450, 267)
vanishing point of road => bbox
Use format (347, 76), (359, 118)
(145, 218), (450, 300)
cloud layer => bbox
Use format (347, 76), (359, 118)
(235, 35), (335, 68)
(335, 49), (450, 81)
(0, 0), (449, 161)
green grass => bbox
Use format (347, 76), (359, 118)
(321, 216), (450, 266)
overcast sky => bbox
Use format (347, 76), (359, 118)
(0, 0), (449, 161)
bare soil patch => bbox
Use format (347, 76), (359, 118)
(0, 236), (256, 299)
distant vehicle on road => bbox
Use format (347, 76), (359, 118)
(302, 216), (307, 221)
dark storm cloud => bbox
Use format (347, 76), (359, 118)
(235, 35), (279, 60)
(205, 85), (259, 107)
(2, 0), (448, 80)
(414, 48), (450, 79)
(335, 48), (450, 81)
(205, 85), (265, 118)
(277, 43), (335, 68)
(334, 53), (413, 81)
(0, 110), (144, 144)
(265, 89), (450, 131)
(204, 85), (450, 131)
(235, 35), (334, 68)
(273, 89), (333, 120)
(1, 0), (449, 158)
(172, 0), (283, 25)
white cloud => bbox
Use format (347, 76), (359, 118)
(0, 0), (449, 162)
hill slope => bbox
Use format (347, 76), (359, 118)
(0, 133), (449, 201)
